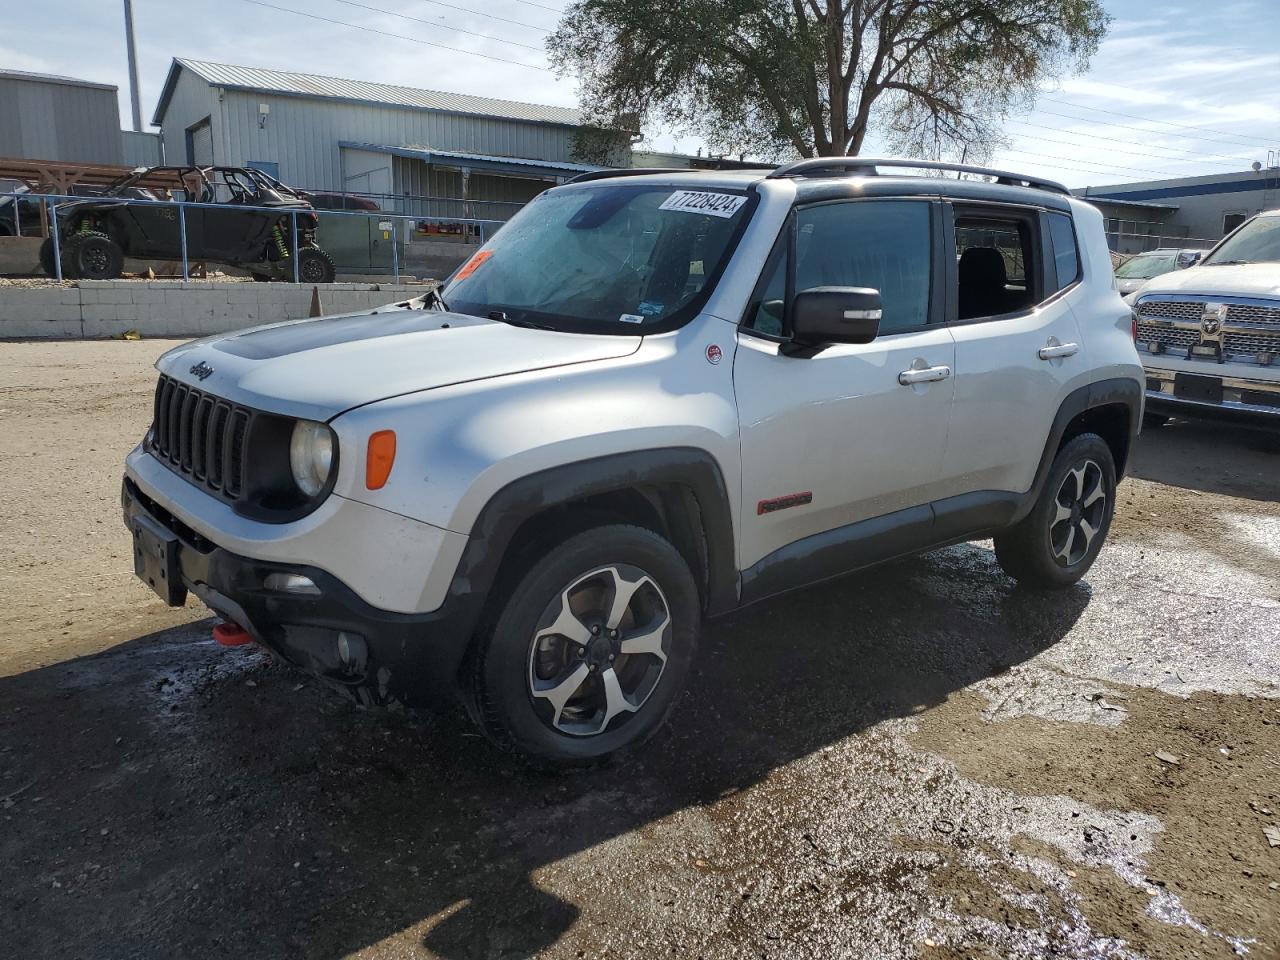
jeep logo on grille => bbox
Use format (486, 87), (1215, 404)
(1200, 303), (1228, 341)
(189, 360), (215, 381)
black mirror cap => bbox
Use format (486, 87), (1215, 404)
(791, 286), (882, 347)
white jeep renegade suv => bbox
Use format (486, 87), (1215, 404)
(122, 158), (1143, 763)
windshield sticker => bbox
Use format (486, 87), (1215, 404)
(659, 190), (747, 219)
(454, 249), (492, 281)
(618, 313), (645, 323)
(638, 300), (664, 316)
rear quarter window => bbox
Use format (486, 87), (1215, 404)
(1047, 213), (1080, 292)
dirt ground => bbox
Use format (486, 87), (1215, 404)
(0, 339), (1277, 960)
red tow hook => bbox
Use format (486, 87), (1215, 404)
(212, 621), (254, 647)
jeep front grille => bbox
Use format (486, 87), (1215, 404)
(150, 375), (251, 500)
(1136, 298), (1280, 365)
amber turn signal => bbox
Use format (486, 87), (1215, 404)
(366, 430), (396, 489)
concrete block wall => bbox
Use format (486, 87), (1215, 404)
(0, 280), (432, 339)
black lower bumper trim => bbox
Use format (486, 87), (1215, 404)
(121, 477), (479, 707)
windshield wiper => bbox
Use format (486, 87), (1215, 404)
(488, 310), (553, 330)
(1203, 259), (1251, 266)
(422, 286), (450, 311)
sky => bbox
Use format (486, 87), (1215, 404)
(3, 0), (1279, 189)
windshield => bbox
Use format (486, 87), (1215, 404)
(1115, 254), (1177, 279)
(1203, 216), (1280, 265)
(441, 183), (755, 333)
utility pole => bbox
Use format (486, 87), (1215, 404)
(123, 0), (143, 132)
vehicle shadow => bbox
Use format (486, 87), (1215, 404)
(0, 542), (1090, 960)
(1131, 418), (1278, 501)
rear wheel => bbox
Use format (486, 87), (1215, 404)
(38, 237), (57, 277)
(473, 525), (699, 765)
(60, 231), (124, 280)
(994, 433), (1116, 589)
(297, 246), (336, 284)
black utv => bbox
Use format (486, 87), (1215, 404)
(41, 166), (337, 283)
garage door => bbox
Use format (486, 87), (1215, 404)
(187, 120), (213, 166)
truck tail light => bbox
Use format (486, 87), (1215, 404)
(366, 430), (396, 490)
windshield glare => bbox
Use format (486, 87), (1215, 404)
(1115, 254), (1176, 279)
(1204, 216), (1280, 265)
(441, 183), (753, 332)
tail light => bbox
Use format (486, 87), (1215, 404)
(1130, 310), (1138, 343)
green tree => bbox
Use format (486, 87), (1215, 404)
(548, 0), (1109, 160)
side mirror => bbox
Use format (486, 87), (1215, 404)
(790, 286), (882, 349)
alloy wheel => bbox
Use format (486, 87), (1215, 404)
(527, 564), (672, 737)
(1050, 459), (1106, 567)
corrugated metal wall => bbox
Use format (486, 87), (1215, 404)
(159, 69), (581, 192)
(392, 155), (548, 220)
(0, 76), (123, 164)
(158, 69), (217, 165)
(121, 130), (163, 166)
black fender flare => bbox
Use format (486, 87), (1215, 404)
(1014, 375), (1142, 524)
(446, 447), (739, 635)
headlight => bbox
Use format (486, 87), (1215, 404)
(289, 419), (335, 497)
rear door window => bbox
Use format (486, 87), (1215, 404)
(953, 212), (1039, 320)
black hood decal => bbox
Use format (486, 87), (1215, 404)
(213, 310), (489, 360)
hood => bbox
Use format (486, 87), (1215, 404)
(1134, 262), (1280, 300)
(157, 303), (642, 421)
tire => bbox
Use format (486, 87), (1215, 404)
(473, 524), (699, 765)
(1143, 413), (1170, 429)
(296, 246), (336, 284)
(993, 433), (1116, 590)
(60, 231), (124, 280)
(38, 237), (57, 277)
(250, 271), (273, 282)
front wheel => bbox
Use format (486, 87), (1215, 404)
(473, 525), (699, 765)
(994, 433), (1117, 589)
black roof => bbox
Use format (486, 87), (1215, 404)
(571, 157), (1075, 212)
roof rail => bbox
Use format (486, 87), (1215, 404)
(766, 157), (1069, 196)
(566, 167), (700, 184)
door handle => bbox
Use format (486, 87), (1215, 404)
(1038, 341), (1079, 360)
(898, 364), (952, 385)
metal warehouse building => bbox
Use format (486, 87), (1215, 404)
(1076, 166), (1280, 254)
(0, 68), (161, 168)
(152, 58), (626, 222)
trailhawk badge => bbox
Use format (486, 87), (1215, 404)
(706, 344), (723, 365)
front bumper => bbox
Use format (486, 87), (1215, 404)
(1144, 367), (1280, 427)
(122, 477), (478, 707)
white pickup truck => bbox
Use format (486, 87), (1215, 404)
(1134, 210), (1280, 426)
